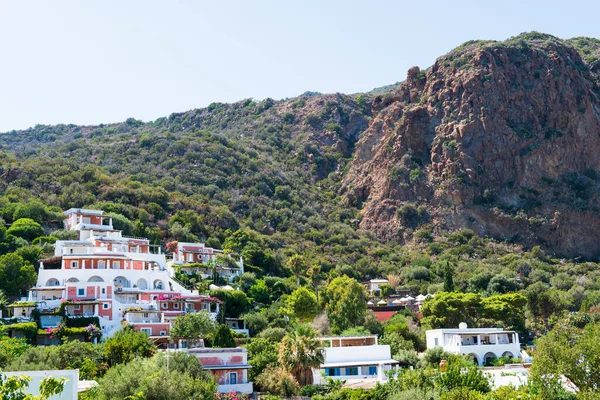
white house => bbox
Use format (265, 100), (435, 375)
(366, 279), (389, 294)
(425, 323), (522, 366)
(313, 335), (398, 385)
(178, 347), (253, 394)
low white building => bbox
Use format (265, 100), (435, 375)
(425, 323), (522, 366)
(313, 335), (398, 385)
(366, 279), (389, 294)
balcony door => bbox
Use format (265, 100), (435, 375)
(229, 372), (237, 385)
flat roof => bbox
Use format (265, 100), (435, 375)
(428, 328), (516, 334)
(322, 359), (399, 368)
(64, 208), (104, 216)
(202, 364), (252, 370)
(319, 335), (378, 341)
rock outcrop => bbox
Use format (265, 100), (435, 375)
(342, 33), (600, 258)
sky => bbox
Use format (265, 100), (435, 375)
(1, 0), (599, 132)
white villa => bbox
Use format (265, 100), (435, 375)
(171, 241), (244, 282)
(425, 323), (523, 366)
(24, 208), (220, 337)
(313, 335), (399, 385)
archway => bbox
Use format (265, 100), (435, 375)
(88, 276), (104, 282)
(136, 278), (148, 290)
(466, 353), (479, 366)
(502, 351), (514, 359)
(46, 278), (60, 286)
(114, 276), (129, 288)
(483, 352), (497, 366)
(153, 279), (165, 290)
(66, 277), (79, 283)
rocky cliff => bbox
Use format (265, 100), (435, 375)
(342, 33), (600, 259)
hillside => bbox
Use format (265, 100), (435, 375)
(343, 32), (600, 259)
(1, 32), (600, 269)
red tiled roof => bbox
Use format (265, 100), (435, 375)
(373, 311), (397, 322)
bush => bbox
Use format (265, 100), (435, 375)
(397, 203), (428, 227)
(6, 218), (43, 241)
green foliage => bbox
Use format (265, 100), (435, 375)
(0, 374), (65, 400)
(6, 219), (43, 241)
(103, 326), (156, 366)
(531, 321), (600, 395)
(0, 337), (30, 368)
(169, 311), (216, 339)
(278, 325), (323, 386)
(244, 338), (279, 381)
(98, 353), (217, 400)
(285, 286), (320, 321)
(321, 276), (367, 334)
(211, 289), (252, 318)
(211, 324), (236, 348)
(0, 254), (37, 296)
(255, 366), (299, 397)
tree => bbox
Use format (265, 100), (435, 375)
(421, 292), (484, 330)
(242, 312), (268, 336)
(0, 337), (30, 369)
(169, 312), (216, 339)
(531, 321), (600, 396)
(286, 254), (306, 286)
(98, 353), (216, 400)
(0, 374), (65, 400)
(244, 338), (279, 381)
(0, 254), (37, 296)
(210, 289), (251, 318)
(278, 325), (324, 386)
(255, 366), (299, 397)
(285, 286), (320, 321)
(248, 279), (271, 304)
(212, 324), (236, 348)
(103, 326), (156, 366)
(443, 261), (454, 292)
(6, 218), (43, 241)
(321, 276), (367, 334)
(524, 282), (567, 332)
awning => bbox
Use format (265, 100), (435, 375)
(202, 364), (252, 370)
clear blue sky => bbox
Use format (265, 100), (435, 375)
(1, 0), (599, 132)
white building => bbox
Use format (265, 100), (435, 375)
(425, 323), (522, 366)
(313, 335), (399, 385)
(27, 208), (198, 337)
(366, 279), (389, 294)
(170, 242), (243, 282)
(178, 347), (253, 394)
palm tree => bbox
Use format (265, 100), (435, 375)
(278, 325), (324, 386)
(286, 254), (306, 287)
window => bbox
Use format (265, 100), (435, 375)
(101, 288), (106, 294)
(98, 260), (105, 269)
(102, 303), (110, 310)
(112, 261), (120, 269)
(140, 328), (152, 335)
(368, 366), (377, 375)
(346, 367), (359, 376)
(78, 288), (85, 296)
(187, 253), (194, 262)
(173, 303), (179, 309)
(143, 313), (149, 318)
(161, 302), (167, 309)
(73, 305), (81, 311)
(325, 368), (340, 377)
(434, 338), (439, 346)
(70, 261), (79, 269)
(229, 372), (237, 385)
(160, 331), (167, 336)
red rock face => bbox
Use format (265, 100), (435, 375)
(342, 35), (600, 259)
